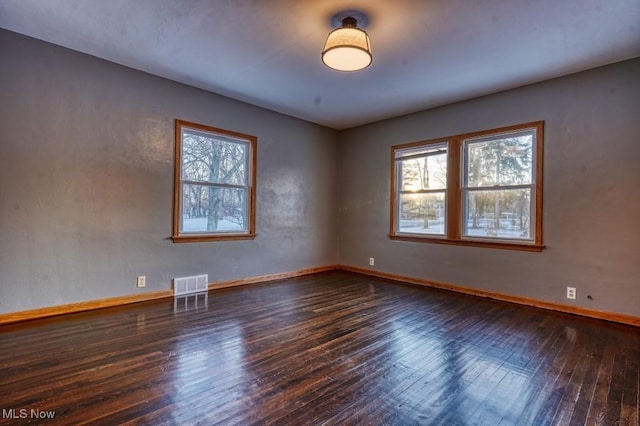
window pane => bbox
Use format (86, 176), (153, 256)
(182, 131), (247, 185)
(464, 189), (531, 240)
(466, 134), (533, 187)
(400, 148), (447, 191)
(181, 184), (247, 233)
(399, 193), (445, 235)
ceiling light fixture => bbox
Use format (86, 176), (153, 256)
(322, 15), (372, 72)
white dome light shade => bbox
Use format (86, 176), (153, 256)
(322, 18), (372, 72)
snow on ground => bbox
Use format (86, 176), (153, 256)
(183, 217), (243, 232)
(399, 220), (529, 240)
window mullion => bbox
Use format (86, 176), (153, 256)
(447, 139), (461, 240)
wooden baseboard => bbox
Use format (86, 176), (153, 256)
(3, 264), (637, 328)
(338, 265), (640, 327)
(208, 265), (339, 290)
(0, 290), (174, 326)
(0, 265), (339, 326)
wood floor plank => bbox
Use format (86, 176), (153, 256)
(0, 270), (638, 425)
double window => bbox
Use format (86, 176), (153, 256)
(391, 122), (543, 251)
(173, 120), (256, 242)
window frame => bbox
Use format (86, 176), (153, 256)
(172, 119), (257, 243)
(390, 121), (544, 252)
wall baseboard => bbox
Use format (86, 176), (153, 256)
(0, 265), (339, 326)
(0, 290), (174, 326)
(2, 264), (637, 328)
(339, 265), (640, 327)
(208, 265), (339, 290)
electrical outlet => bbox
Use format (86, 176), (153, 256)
(137, 276), (146, 288)
(566, 286), (576, 300)
(369, 257), (375, 266)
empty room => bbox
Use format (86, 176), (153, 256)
(1, 1), (639, 425)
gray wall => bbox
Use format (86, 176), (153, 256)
(338, 58), (640, 317)
(2, 27), (638, 319)
(0, 29), (339, 313)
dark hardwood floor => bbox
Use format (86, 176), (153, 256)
(1, 271), (638, 425)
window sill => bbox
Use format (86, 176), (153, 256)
(172, 233), (257, 243)
(388, 234), (544, 252)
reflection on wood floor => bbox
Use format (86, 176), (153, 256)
(1, 271), (638, 425)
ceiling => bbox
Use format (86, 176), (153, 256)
(1, 0), (639, 130)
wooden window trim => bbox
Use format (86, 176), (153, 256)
(390, 121), (544, 252)
(172, 119), (257, 243)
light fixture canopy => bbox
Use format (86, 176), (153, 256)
(322, 16), (372, 72)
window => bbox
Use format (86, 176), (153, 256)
(173, 120), (256, 242)
(396, 143), (448, 236)
(391, 122), (543, 251)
